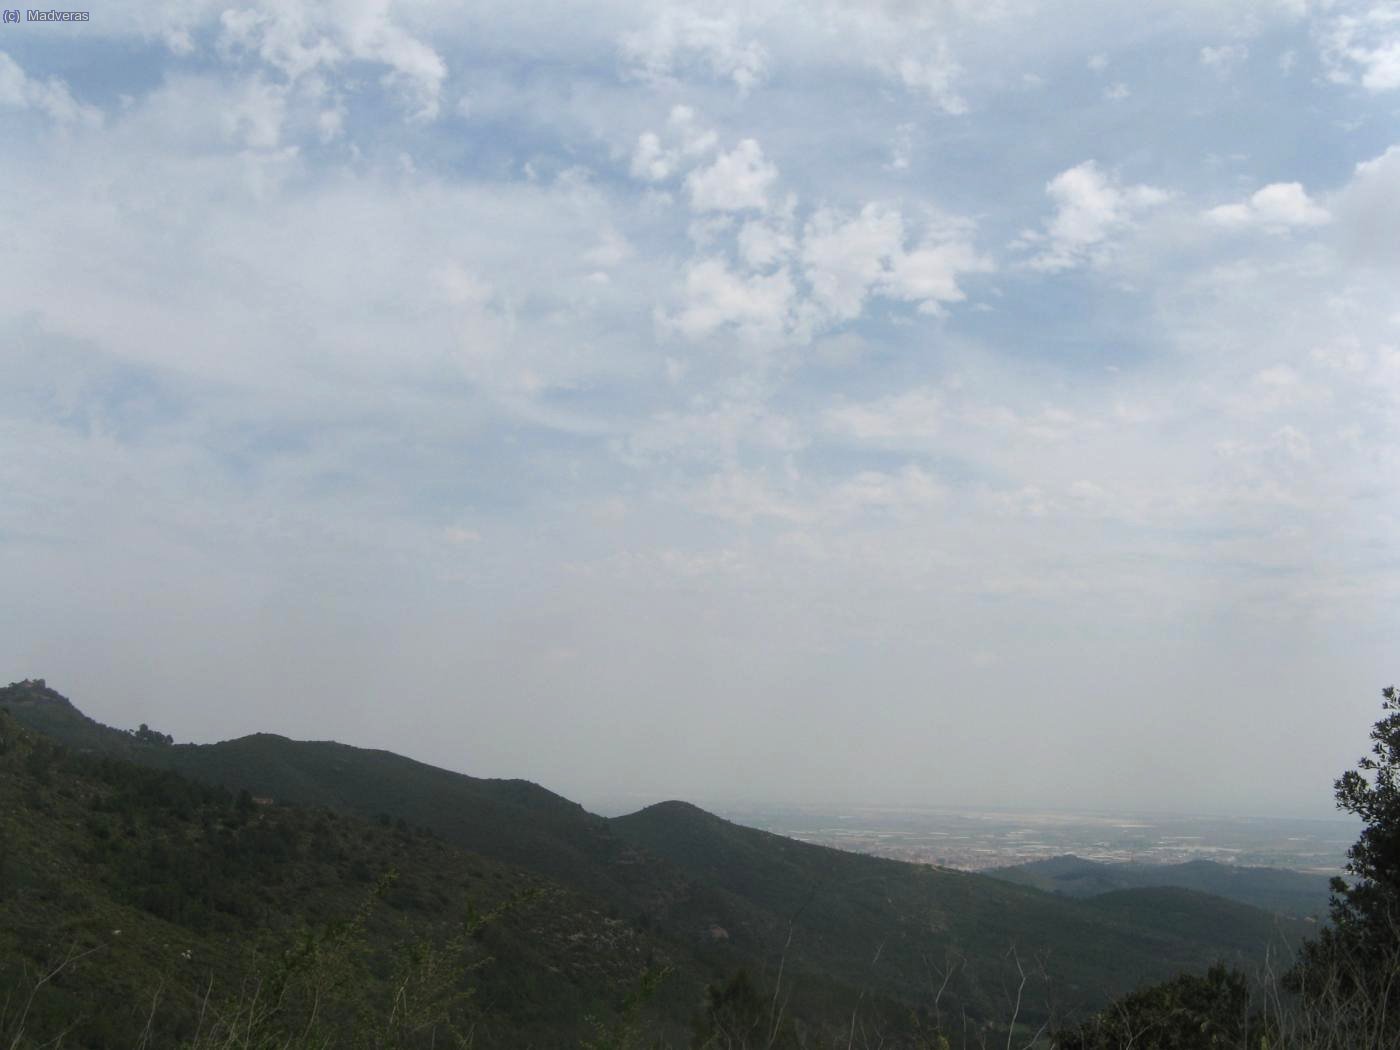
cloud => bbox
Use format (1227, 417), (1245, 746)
(218, 7), (339, 81)
(662, 258), (795, 340)
(0, 52), (101, 127)
(827, 384), (1090, 453)
(1331, 144), (1400, 265)
(224, 76), (287, 150)
(1319, 5), (1400, 91)
(434, 264), (494, 307)
(1019, 160), (1170, 272)
(686, 463), (945, 526)
(663, 194), (989, 345)
(6, 0), (1400, 817)
(827, 465), (945, 517)
(685, 139), (779, 212)
(620, 7), (768, 92)
(886, 122), (915, 172)
(737, 214), (796, 270)
(800, 204), (905, 323)
(687, 467), (810, 524)
(629, 105), (718, 182)
(629, 132), (674, 181)
(0, 73), (670, 408)
(892, 44), (967, 115)
(216, 0), (447, 120)
(622, 398), (804, 467)
(882, 228), (991, 312)
(1228, 364), (1333, 416)
(826, 388), (943, 445)
(584, 228), (633, 268)
(1208, 181), (1331, 230)
(1199, 43), (1249, 74)
(801, 204), (990, 325)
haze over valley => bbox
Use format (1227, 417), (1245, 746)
(707, 802), (1356, 875)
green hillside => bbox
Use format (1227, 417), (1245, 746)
(2, 679), (1317, 1044)
(986, 854), (1332, 918)
(1, 680), (692, 914)
(0, 709), (690, 1049)
(610, 802), (1312, 1022)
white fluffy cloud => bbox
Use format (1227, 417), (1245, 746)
(630, 132), (675, 182)
(801, 205), (906, 322)
(883, 235), (991, 311)
(1320, 4), (1400, 91)
(801, 204), (989, 323)
(662, 200), (989, 344)
(685, 139), (779, 212)
(1020, 160), (1170, 272)
(1208, 182), (1331, 230)
(737, 215), (796, 270)
(663, 258), (795, 340)
(629, 105), (718, 182)
(217, 0), (447, 120)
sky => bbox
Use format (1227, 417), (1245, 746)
(2, 1), (1399, 819)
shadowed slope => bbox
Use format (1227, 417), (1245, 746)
(1, 679), (682, 912)
(988, 854), (1332, 918)
(5, 680), (1315, 1032)
(0, 709), (690, 1049)
(609, 801), (1313, 1021)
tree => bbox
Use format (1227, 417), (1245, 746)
(690, 969), (802, 1050)
(130, 722), (173, 746)
(1052, 965), (1256, 1050)
(1289, 685), (1400, 1028)
(1329, 686), (1400, 946)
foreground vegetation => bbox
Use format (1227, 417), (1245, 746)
(5, 678), (1400, 1047)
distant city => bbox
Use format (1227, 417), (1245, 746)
(696, 803), (1358, 875)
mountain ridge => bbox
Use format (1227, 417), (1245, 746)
(986, 852), (1332, 918)
(2, 678), (1319, 1037)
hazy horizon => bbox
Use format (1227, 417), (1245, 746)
(6, 675), (1372, 823)
(4, 1), (1399, 823)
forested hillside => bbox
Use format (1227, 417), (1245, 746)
(986, 855), (1332, 918)
(0, 707), (695, 1048)
(1, 679), (1319, 1047)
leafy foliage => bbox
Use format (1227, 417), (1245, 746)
(1052, 965), (1262, 1050)
(1285, 685), (1400, 1042)
(1328, 686), (1400, 950)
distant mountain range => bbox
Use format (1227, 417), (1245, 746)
(985, 854), (1333, 919)
(1, 679), (1326, 1047)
